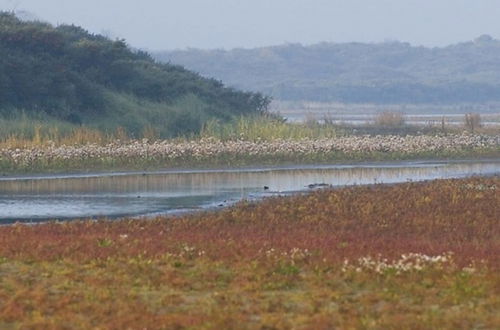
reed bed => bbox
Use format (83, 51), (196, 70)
(1, 133), (499, 173)
(0, 177), (498, 328)
(200, 117), (342, 140)
(0, 117), (342, 149)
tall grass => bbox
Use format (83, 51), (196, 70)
(0, 113), (78, 148)
(0, 92), (222, 147)
(201, 116), (342, 141)
(89, 92), (207, 138)
(0, 112), (127, 148)
(1, 111), (497, 151)
(373, 111), (406, 127)
(0, 94), (210, 147)
(464, 113), (482, 132)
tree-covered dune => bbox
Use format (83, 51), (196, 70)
(0, 13), (269, 137)
(156, 35), (500, 104)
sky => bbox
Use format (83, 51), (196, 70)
(1, 0), (499, 50)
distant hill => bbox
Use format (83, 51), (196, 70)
(0, 13), (269, 137)
(155, 36), (500, 104)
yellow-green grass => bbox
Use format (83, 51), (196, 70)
(2, 115), (498, 149)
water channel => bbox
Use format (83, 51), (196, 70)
(0, 160), (498, 223)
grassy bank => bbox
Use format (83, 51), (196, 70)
(1, 134), (499, 175)
(1, 116), (498, 174)
(0, 177), (498, 328)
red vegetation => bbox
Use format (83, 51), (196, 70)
(1, 177), (498, 267)
(0, 177), (499, 328)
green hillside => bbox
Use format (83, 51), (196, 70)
(0, 13), (269, 137)
(155, 36), (500, 104)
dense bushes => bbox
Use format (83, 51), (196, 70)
(0, 13), (270, 137)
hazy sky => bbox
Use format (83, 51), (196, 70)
(1, 0), (499, 50)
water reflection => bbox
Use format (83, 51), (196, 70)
(0, 161), (498, 222)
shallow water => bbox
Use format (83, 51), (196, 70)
(283, 113), (500, 126)
(0, 160), (499, 223)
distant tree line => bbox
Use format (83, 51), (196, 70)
(156, 37), (500, 104)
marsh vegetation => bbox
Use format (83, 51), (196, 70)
(1, 128), (498, 174)
(0, 177), (498, 328)
(1, 10), (499, 330)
